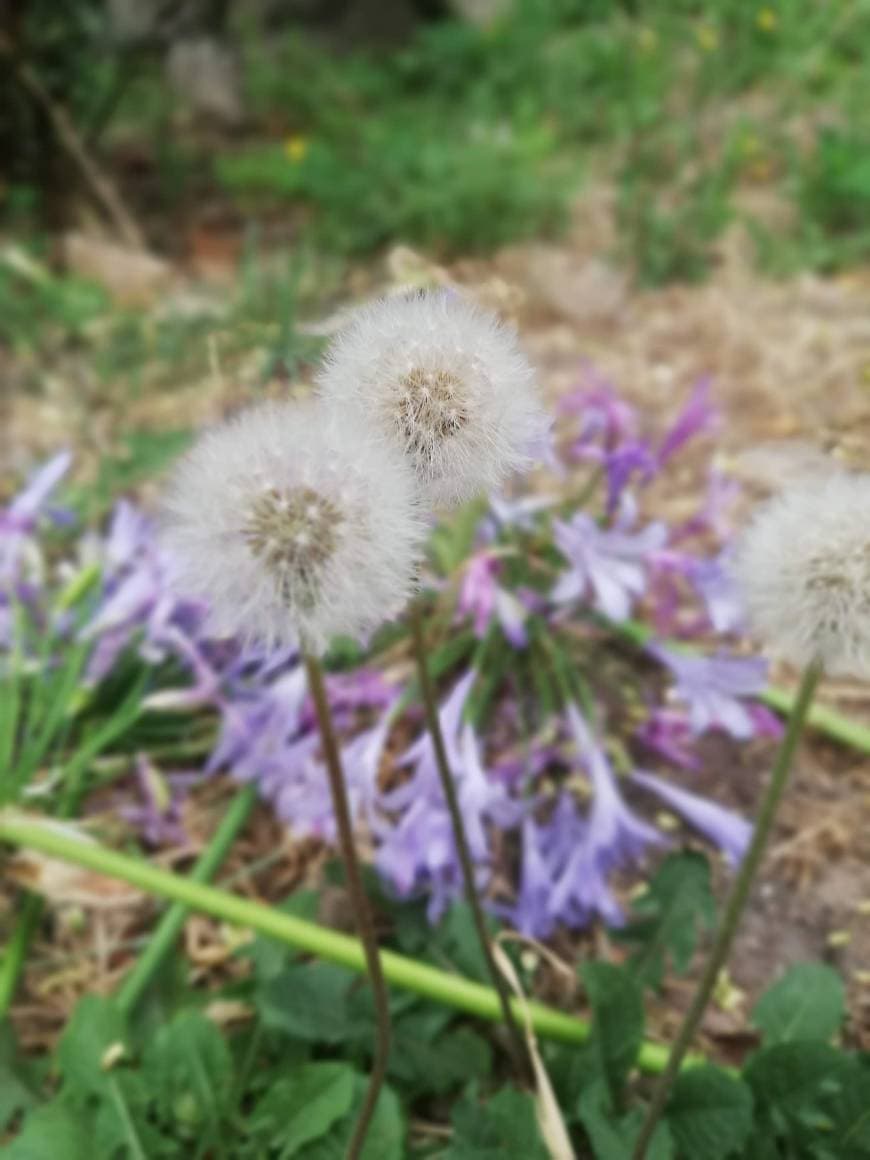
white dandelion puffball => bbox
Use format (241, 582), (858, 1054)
(315, 289), (548, 509)
(162, 400), (424, 653)
(735, 472), (870, 677)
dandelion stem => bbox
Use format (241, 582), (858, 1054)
(303, 651), (391, 1160)
(631, 660), (822, 1160)
(409, 607), (532, 1082)
(116, 784), (257, 1016)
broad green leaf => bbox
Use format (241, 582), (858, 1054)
(389, 1015), (492, 1096)
(745, 1040), (867, 1154)
(256, 962), (374, 1044)
(751, 963), (845, 1045)
(1, 1102), (92, 1160)
(580, 961), (644, 1107)
(142, 1010), (232, 1138)
(666, 1065), (753, 1160)
(92, 1071), (165, 1160)
(56, 995), (126, 1100)
(248, 1062), (355, 1158)
(578, 1084), (673, 1160)
(0, 1022), (38, 1131)
(301, 1082), (404, 1160)
(827, 1058), (870, 1158)
(615, 852), (715, 988)
(446, 1087), (549, 1159)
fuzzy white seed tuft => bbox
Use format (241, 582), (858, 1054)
(161, 400), (424, 653)
(735, 472), (870, 677)
(315, 289), (548, 508)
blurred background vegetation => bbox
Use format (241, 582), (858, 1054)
(3, 0), (870, 472)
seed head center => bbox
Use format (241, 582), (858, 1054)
(244, 486), (341, 604)
(394, 367), (467, 457)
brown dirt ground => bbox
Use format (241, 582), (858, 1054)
(5, 188), (870, 1061)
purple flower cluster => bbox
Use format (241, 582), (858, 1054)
(3, 370), (774, 941)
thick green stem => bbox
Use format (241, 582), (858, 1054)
(116, 785), (257, 1016)
(632, 662), (822, 1160)
(0, 892), (43, 1017)
(304, 652), (391, 1160)
(0, 810), (696, 1072)
(410, 608), (531, 1081)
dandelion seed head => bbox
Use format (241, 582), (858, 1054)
(162, 400), (423, 653)
(735, 473), (870, 676)
(316, 289), (547, 508)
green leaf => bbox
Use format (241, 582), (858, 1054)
(301, 1081), (404, 1160)
(0, 1022), (38, 1131)
(429, 500), (488, 575)
(580, 961), (644, 1107)
(751, 963), (845, 1045)
(666, 1066), (753, 1160)
(256, 962), (375, 1044)
(141, 1010), (232, 1139)
(1, 1102), (92, 1160)
(446, 1087), (549, 1159)
(744, 1041), (870, 1155)
(389, 1014), (492, 1096)
(56, 995), (126, 1100)
(248, 1062), (355, 1158)
(578, 1084), (673, 1160)
(614, 852), (715, 988)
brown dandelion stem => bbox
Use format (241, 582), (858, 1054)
(410, 606), (531, 1082)
(303, 651), (391, 1160)
(632, 660), (822, 1160)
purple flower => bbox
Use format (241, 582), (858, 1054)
(384, 670), (475, 809)
(600, 442), (657, 513)
(651, 644), (767, 740)
(566, 705), (664, 876)
(378, 678), (521, 920)
(631, 769), (751, 867)
(1, 451), (72, 588)
(691, 553), (744, 634)
(559, 377), (637, 446)
(458, 552), (529, 647)
(552, 512), (667, 621)
(510, 814), (559, 938)
(636, 708), (700, 770)
(657, 378), (718, 466)
(117, 755), (196, 848)
(2, 450), (72, 530)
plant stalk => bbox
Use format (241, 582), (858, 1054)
(410, 608), (531, 1080)
(0, 892), (43, 1017)
(0, 809), (704, 1070)
(116, 784), (257, 1015)
(304, 651), (391, 1160)
(631, 661), (822, 1160)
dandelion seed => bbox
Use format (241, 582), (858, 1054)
(316, 290), (547, 508)
(162, 400), (423, 653)
(735, 473), (870, 677)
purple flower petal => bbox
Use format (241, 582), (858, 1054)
(631, 769), (751, 866)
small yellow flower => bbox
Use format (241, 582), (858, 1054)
(696, 24), (719, 52)
(756, 7), (778, 32)
(284, 135), (308, 163)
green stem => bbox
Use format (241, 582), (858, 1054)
(631, 661), (822, 1160)
(0, 892), (44, 1017)
(304, 652), (391, 1160)
(0, 810), (692, 1073)
(410, 608), (531, 1081)
(116, 785), (257, 1016)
